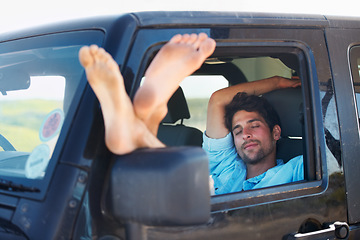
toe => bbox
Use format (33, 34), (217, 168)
(193, 33), (208, 49)
(79, 46), (93, 68)
(199, 38), (216, 57)
(169, 34), (182, 43)
(97, 48), (109, 62)
(188, 33), (198, 45)
(89, 45), (99, 55)
(180, 34), (191, 44)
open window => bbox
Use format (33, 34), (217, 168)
(138, 40), (324, 211)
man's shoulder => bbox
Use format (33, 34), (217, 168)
(284, 155), (304, 181)
(280, 155), (304, 174)
(286, 155), (303, 165)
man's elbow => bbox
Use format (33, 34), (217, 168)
(208, 90), (225, 110)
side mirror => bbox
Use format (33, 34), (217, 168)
(104, 146), (210, 238)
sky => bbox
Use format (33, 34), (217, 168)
(1, 0), (359, 34)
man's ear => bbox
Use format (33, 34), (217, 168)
(272, 125), (281, 141)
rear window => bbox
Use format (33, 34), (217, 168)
(349, 46), (360, 116)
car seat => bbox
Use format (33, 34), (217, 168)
(262, 87), (304, 162)
(157, 87), (203, 147)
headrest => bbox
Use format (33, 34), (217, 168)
(162, 87), (190, 124)
(262, 87), (303, 138)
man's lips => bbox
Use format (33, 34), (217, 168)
(242, 141), (259, 150)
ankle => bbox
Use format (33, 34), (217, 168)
(134, 89), (158, 119)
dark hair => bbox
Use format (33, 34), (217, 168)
(224, 92), (281, 133)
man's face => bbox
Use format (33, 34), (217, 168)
(231, 110), (280, 165)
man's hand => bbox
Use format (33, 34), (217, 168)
(276, 76), (301, 89)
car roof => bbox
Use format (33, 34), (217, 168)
(1, 11), (359, 43)
(133, 11), (328, 28)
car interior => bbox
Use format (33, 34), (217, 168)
(157, 49), (305, 165)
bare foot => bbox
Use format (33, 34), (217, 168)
(79, 45), (164, 154)
(133, 33), (216, 135)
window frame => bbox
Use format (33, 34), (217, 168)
(349, 45), (360, 117)
(139, 40), (327, 212)
(128, 28), (328, 212)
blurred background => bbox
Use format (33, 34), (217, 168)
(1, 0), (359, 34)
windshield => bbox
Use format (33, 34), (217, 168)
(0, 44), (84, 180)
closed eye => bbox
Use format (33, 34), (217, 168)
(232, 125), (243, 135)
(234, 129), (243, 135)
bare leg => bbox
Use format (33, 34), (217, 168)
(133, 33), (216, 135)
(79, 45), (164, 155)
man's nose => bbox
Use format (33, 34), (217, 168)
(242, 128), (252, 139)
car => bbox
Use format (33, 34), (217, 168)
(0, 11), (359, 239)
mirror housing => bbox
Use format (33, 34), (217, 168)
(0, 68), (30, 95)
(105, 146), (210, 227)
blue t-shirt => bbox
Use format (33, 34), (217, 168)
(202, 132), (304, 195)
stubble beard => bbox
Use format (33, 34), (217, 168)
(237, 140), (271, 165)
(239, 148), (267, 165)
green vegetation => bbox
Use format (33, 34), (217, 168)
(0, 99), (62, 152)
(184, 98), (209, 132)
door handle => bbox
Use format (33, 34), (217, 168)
(286, 221), (349, 240)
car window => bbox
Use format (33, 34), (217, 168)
(0, 46), (81, 180)
(0, 31), (103, 188)
(349, 46), (360, 117)
(153, 43), (322, 202)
